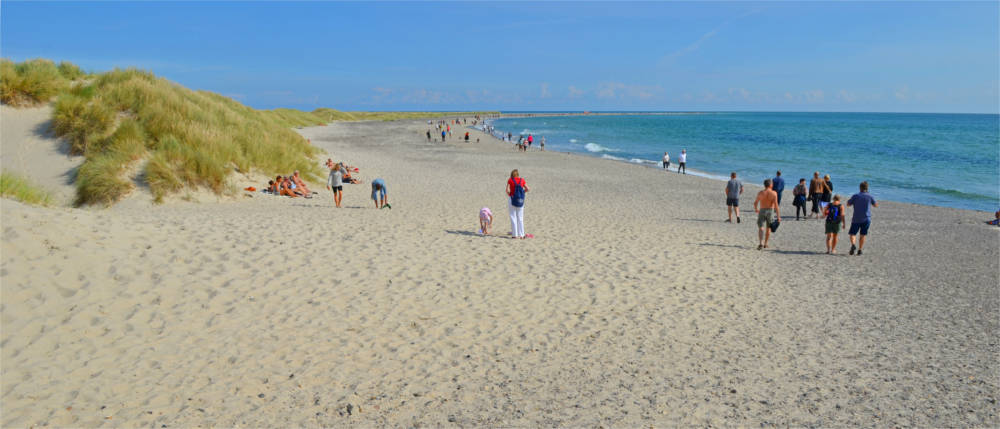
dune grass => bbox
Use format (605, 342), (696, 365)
(4, 58), (496, 206)
(49, 67), (322, 205)
(0, 171), (54, 206)
(0, 58), (89, 107)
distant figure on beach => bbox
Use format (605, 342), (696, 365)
(725, 172), (743, 223)
(846, 181), (878, 255)
(441, 130), (446, 141)
(527, 134), (533, 148)
(677, 149), (687, 174)
(371, 178), (389, 209)
(753, 178), (780, 250)
(506, 169), (530, 239)
(540, 136), (545, 151)
(821, 174), (834, 208)
(479, 206), (493, 235)
(809, 172), (824, 218)
(662, 152), (670, 170)
(773, 171), (785, 206)
(326, 162), (347, 208)
(427, 130), (431, 141)
(793, 178), (808, 220)
(465, 131), (470, 142)
(824, 195), (846, 254)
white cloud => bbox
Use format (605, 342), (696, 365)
(803, 89), (825, 103)
(539, 83), (551, 98)
(568, 86), (585, 98)
(836, 90), (857, 103)
(894, 85), (910, 101)
(597, 82), (626, 99)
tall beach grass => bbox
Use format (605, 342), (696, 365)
(0, 171), (54, 206)
(3, 58), (496, 206)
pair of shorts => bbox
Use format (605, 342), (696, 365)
(330, 185), (342, 192)
(849, 221), (871, 236)
(757, 209), (775, 228)
(825, 221), (841, 234)
(726, 197), (739, 207)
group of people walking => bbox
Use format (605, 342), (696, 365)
(726, 170), (878, 254)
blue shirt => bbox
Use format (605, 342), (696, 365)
(847, 192), (877, 223)
(772, 176), (785, 193)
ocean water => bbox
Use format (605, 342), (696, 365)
(488, 112), (1000, 212)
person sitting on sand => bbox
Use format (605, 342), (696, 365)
(270, 175), (282, 194)
(278, 176), (298, 197)
(292, 170), (313, 197)
(341, 163), (362, 184)
(989, 210), (1000, 226)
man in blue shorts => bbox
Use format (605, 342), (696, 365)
(846, 181), (878, 255)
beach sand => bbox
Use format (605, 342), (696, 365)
(1, 113), (998, 427)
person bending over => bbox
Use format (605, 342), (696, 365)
(371, 178), (389, 209)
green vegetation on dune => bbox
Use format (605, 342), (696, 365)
(50, 67), (322, 205)
(0, 171), (54, 206)
(0, 58), (88, 106)
(2, 58), (497, 206)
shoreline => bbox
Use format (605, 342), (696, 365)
(482, 115), (999, 214)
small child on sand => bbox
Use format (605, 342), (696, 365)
(479, 207), (493, 235)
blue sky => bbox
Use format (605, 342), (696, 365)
(2, 1), (998, 113)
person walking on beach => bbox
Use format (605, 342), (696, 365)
(662, 152), (670, 170)
(506, 169), (530, 239)
(540, 136), (545, 151)
(371, 178), (389, 209)
(441, 129), (446, 142)
(725, 172), (743, 223)
(824, 195), (846, 254)
(793, 178), (808, 220)
(772, 170), (786, 206)
(809, 172), (824, 219)
(846, 181), (878, 255)
(426, 130), (431, 142)
(753, 179), (780, 250)
(821, 174), (834, 208)
(326, 162), (347, 208)
(677, 149), (687, 174)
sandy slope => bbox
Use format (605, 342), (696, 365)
(1, 115), (997, 427)
(0, 105), (82, 205)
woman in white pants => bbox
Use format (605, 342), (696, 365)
(506, 169), (530, 239)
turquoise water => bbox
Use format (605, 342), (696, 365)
(489, 112), (1000, 212)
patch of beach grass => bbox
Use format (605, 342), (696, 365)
(0, 171), (54, 206)
(47, 67), (322, 205)
(0, 58), (71, 106)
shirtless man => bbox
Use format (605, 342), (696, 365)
(278, 176), (298, 198)
(291, 170), (312, 196)
(753, 178), (781, 250)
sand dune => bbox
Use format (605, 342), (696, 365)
(1, 113), (997, 427)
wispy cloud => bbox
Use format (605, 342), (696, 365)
(659, 8), (762, 67)
(539, 83), (551, 98)
(567, 86), (585, 98)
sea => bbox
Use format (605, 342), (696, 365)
(486, 112), (1000, 213)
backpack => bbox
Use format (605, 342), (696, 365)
(826, 204), (841, 222)
(510, 178), (525, 207)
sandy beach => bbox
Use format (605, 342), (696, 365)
(2, 112), (998, 427)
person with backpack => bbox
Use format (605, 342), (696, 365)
(506, 169), (531, 239)
(824, 194), (846, 254)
